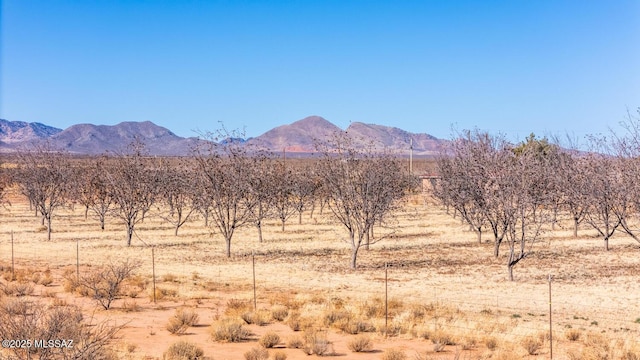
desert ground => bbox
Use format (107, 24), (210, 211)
(0, 187), (639, 360)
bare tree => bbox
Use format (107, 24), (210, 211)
(15, 144), (71, 240)
(80, 258), (141, 310)
(291, 166), (319, 226)
(105, 141), (160, 246)
(316, 134), (414, 269)
(248, 154), (276, 242)
(194, 134), (259, 257)
(157, 160), (198, 236)
(271, 159), (297, 232)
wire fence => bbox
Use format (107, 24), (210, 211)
(2, 227), (640, 357)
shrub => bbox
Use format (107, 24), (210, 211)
(485, 336), (498, 351)
(225, 298), (251, 315)
(272, 350), (287, 360)
(287, 335), (304, 349)
(166, 308), (199, 335)
(242, 310), (270, 326)
(79, 258), (141, 310)
(271, 306), (289, 321)
(286, 312), (301, 331)
(381, 348), (407, 360)
(121, 300), (141, 312)
(303, 330), (333, 356)
(211, 319), (252, 342)
(163, 340), (205, 360)
(244, 347), (269, 360)
(565, 328), (582, 341)
(151, 287), (178, 301)
(259, 331), (280, 348)
(347, 335), (373, 352)
(521, 336), (542, 355)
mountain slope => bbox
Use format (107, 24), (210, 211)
(45, 121), (204, 155)
(246, 115), (343, 153)
(346, 122), (442, 156)
(0, 119), (62, 144)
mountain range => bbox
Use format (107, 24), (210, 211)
(0, 116), (444, 156)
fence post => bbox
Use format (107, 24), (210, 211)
(252, 251), (257, 311)
(11, 230), (15, 281)
(549, 274), (553, 359)
(385, 262), (388, 338)
(76, 239), (80, 282)
(152, 247), (156, 304)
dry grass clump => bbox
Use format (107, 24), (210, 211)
(259, 331), (280, 348)
(225, 298), (252, 316)
(359, 297), (404, 319)
(287, 335), (304, 349)
(565, 328), (582, 341)
(166, 308), (199, 335)
(484, 336), (498, 351)
(271, 305), (289, 321)
(521, 335), (543, 355)
(150, 287), (178, 301)
(347, 335), (373, 352)
(242, 310), (271, 326)
(121, 299), (141, 312)
(163, 340), (205, 360)
(381, 348), (407, 360)
(211, 318), (252, 342)
(2, 281), (34, 297)
(285, 311), (315, 332)
(302, 329), (333, 356)
(244, 347), (269, 360)
(272, 350), (287, 360)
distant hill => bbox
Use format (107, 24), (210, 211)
(0, 119), (62, 144)
(0, 116), (445, 156)
(245, 116), (343, 153)
(247, 116), (444, 156)
(42, 121), (206, 156)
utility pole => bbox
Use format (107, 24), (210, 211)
(409, 138), (413, 175)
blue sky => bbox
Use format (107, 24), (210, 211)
(1, 1), (638, 142)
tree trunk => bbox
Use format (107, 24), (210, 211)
(364, 230), (370, 250)
(257, 221), (263, 243)
(298, 211), (302, 225)
(350, 246), (359, 270)
(281, 219), (285, 232)
(84, 206), (89, 220)
(47, 216), (52, 241)
(225, 236), (232, 258)
(127, 225), (134, 247)
(477, 227), (482, 243)
(604, 235), (609, 251)
(493, 239), (501, 258)
(573, 217), (579, 238)
(174, 225), (179, 236)
(508, 264), (514, 281)
(100, 216), (105, 231)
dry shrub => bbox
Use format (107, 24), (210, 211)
(347, 335), (373, 352)
(225, 298), (252, 316)
(242, 310), (270, 326)
(381, 348), (406, 360)
(484, 336), (498, 351)
(163, 340), (204, 360)
(565, 328), (582, 341)
(50, 298), (68, 307)
(338, 318), (375, 334)
(166, 308), (199, 335)
(324, 309), (351, 327)
(163, 273), (180, 283)
(151, 287), (178, 301)
(211, 318), (252, 342)
(0, 298), (121, 359)
(271, 305), (289, 321)
(244, 347), (269, 360)
(521, 335), (542, 355)
(3, 281), (34, 297)
(272, 350), (287, 360)
(259, 331), (280, 348)
(287, 335), (304, 349)
(42, 289), (57, 298)
(459, 335), (477, 350)
(303, 329), (333, 356)
(80, 258), (141, 310)
(39, 271), (53, 286)
(121, 299), (141, 312)
(431, 329), (456, 346)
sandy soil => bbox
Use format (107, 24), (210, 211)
(0, 191), (639, 359)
